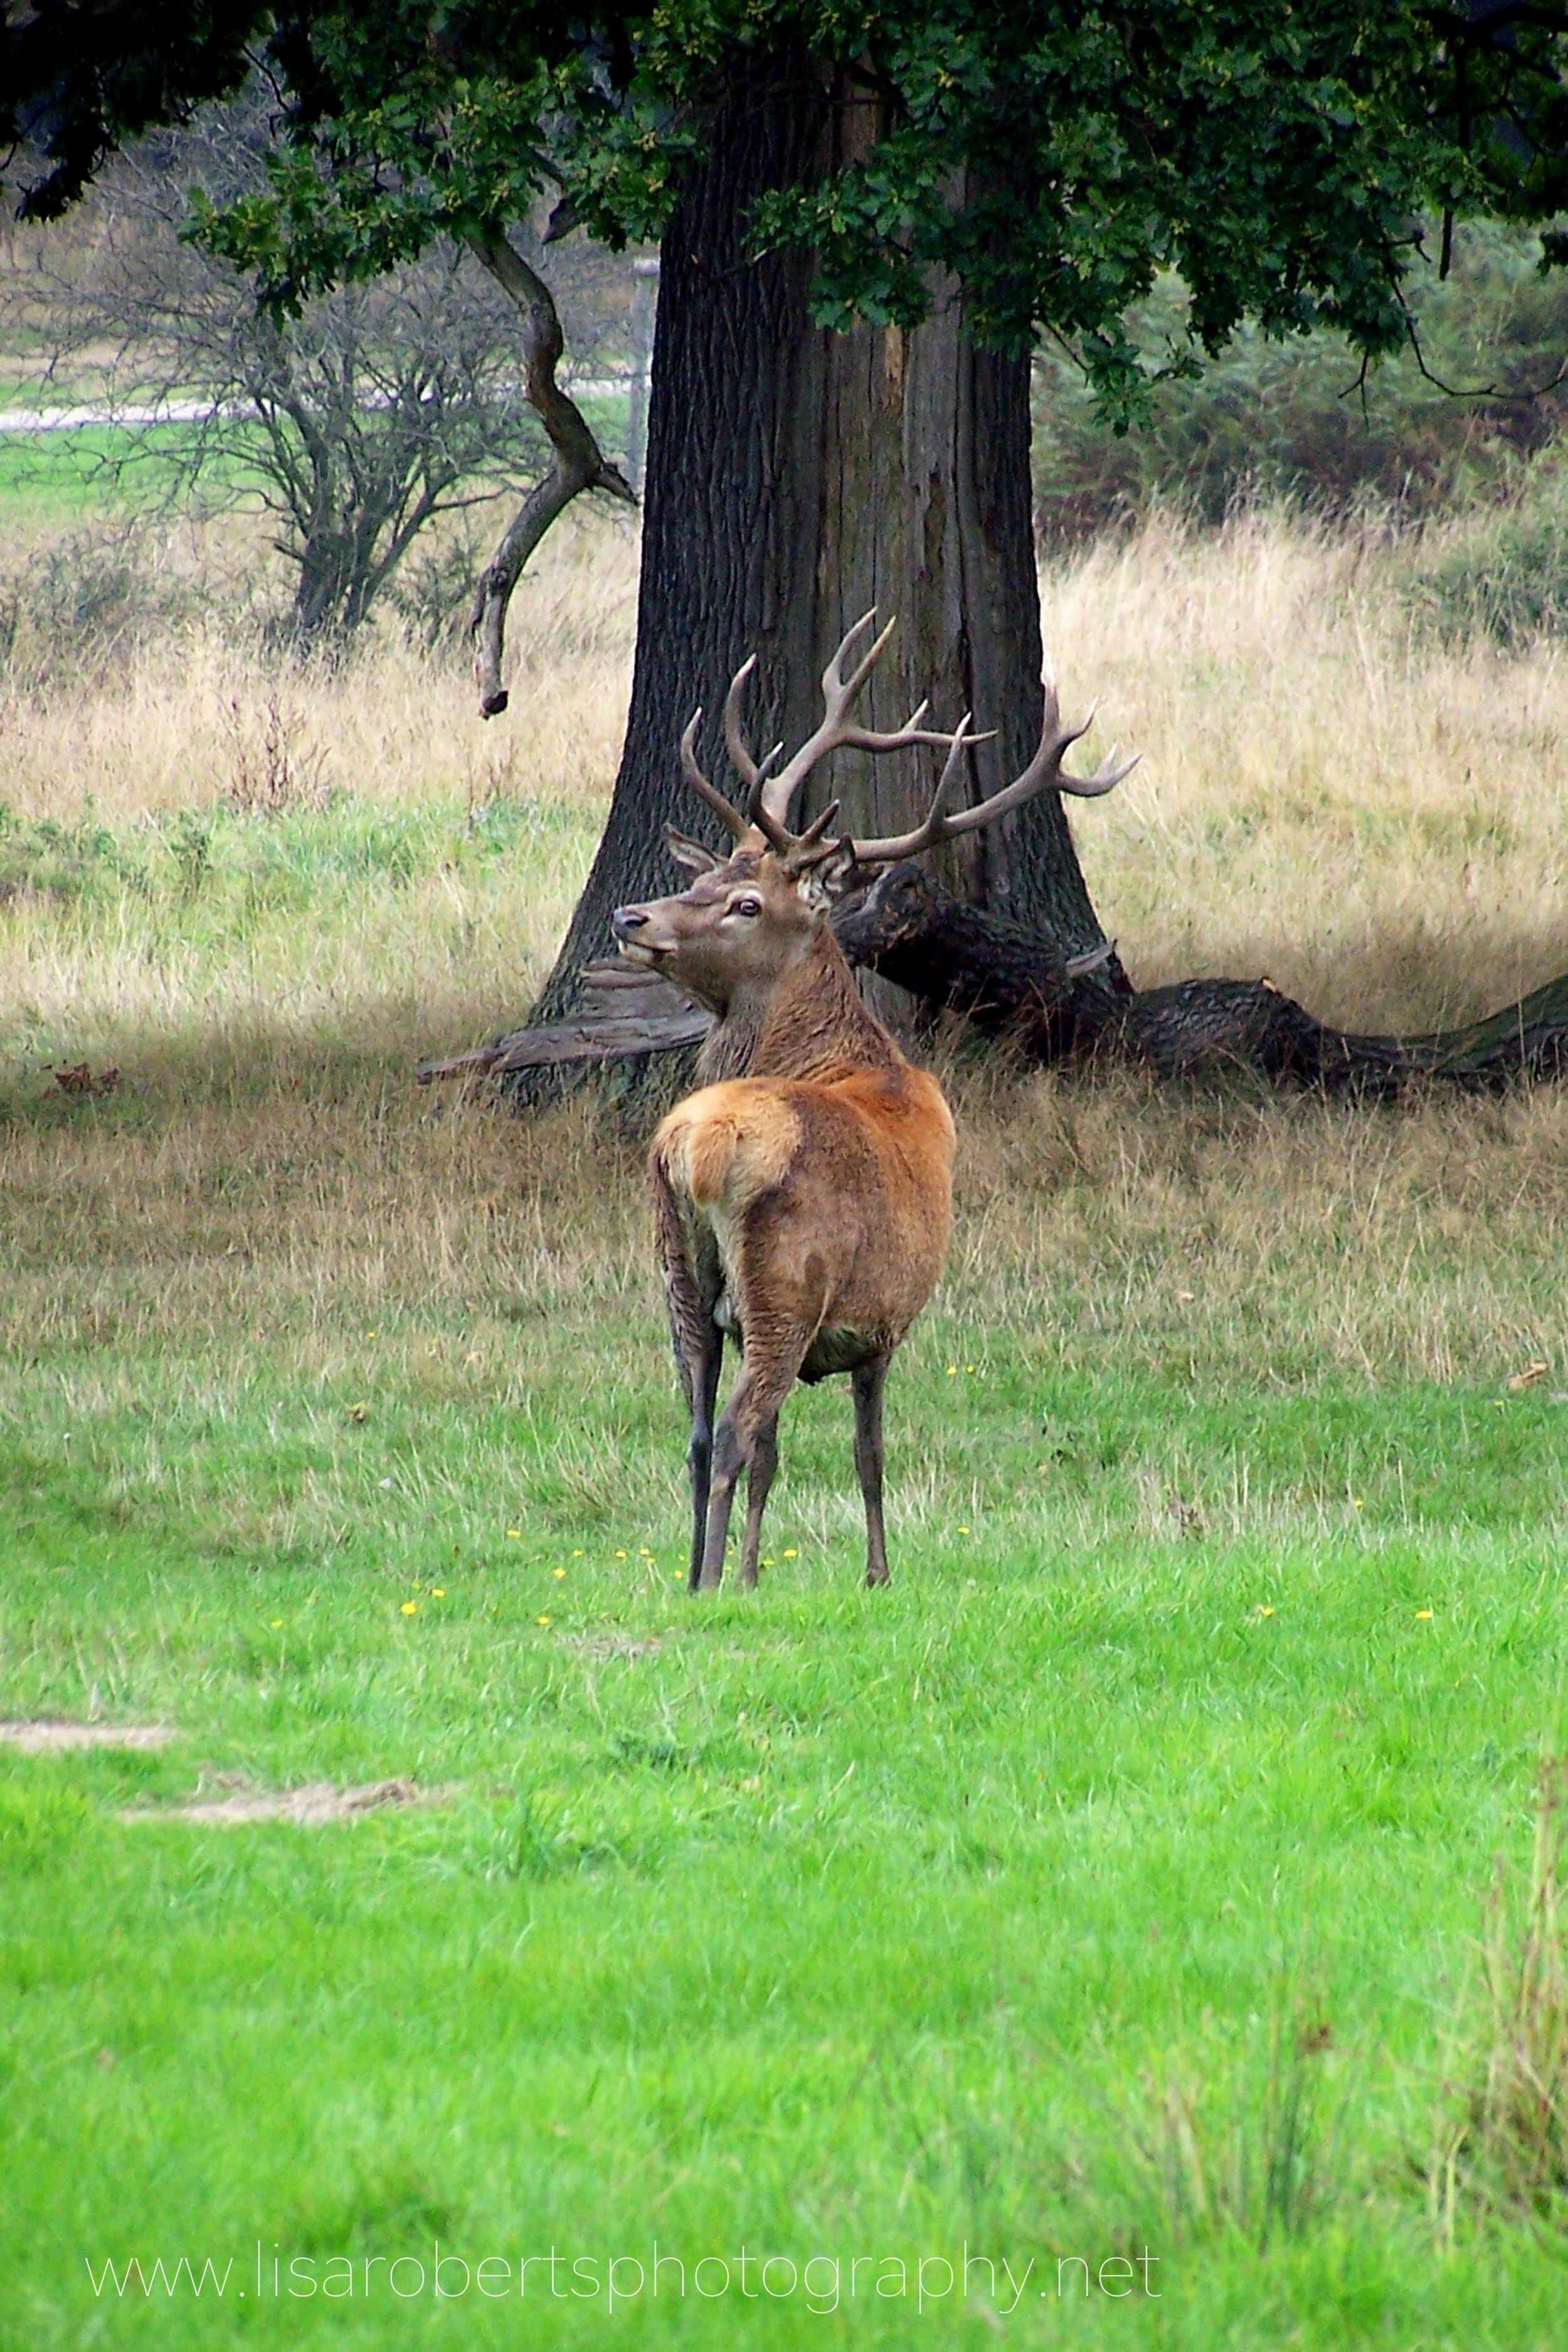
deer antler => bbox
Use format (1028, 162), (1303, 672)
(675, 625), (1134, 867)
(679, 710), (751, 841)
(716, 612), (976, 826)
(845, 658), (1139, 867)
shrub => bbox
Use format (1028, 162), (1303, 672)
(1035, 223), (1568, 539)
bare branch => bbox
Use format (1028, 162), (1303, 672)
(463, 223), (635, 717)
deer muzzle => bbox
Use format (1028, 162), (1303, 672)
(612, 901), (669, 967)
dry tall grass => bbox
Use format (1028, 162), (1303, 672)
(1047, 509), (1568, 1030)
(4, 500), (1568, 1412)
(3, 505), (635, 824)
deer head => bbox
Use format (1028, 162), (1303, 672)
(610, 611), (1137, 1015)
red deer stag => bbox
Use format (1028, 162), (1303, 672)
(612, 615), (1133, 1591)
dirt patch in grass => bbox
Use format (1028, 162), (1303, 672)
(0, 1719), (178, 1753)
(119, 1775), (443, 1826)
(561, 1634), (665, 1660)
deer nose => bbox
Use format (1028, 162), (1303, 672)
(611, 905), (648, 938)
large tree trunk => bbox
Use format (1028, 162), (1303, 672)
(526, 53), (1115, 1027)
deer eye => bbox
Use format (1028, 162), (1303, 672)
(729, 894), (763, 918)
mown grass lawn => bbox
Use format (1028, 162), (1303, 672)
(6, 1262), (1568, 2348)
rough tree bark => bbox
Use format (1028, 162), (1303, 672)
(519, 51), (1117, 1033)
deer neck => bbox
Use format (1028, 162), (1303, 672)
(698, 926), (903, 1085)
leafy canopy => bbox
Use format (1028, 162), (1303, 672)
(10, 3), (1568, 414)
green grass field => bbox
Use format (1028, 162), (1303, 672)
(6, 519), (1568, 2347)
(7, 1263), (1568, 2348)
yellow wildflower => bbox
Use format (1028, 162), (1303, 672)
(401, 1601), (418, 1616)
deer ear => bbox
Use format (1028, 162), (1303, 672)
(663, 824), (724, 876)
(795, 840), (859, 911)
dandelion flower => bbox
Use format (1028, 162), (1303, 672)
(782, 1547), (797, 1559)
(572, 1549), (583, 1558)
(958, 1524), (970, 1535)
(536, 1614), (551, 1627)
(615, 1549), (628, 1560)
(553, 1567), (566, 1579)
(430, 1587), (445, 1599)
(1416, 1608), (1433, 1620)
(401, 1601), (418, 1616)
(946, 1365), (957, 1377)
(1258, 1606), (1274, 1618)
(270, 1618), (283, 1629)
(368, 1330), (378, 1340)
(507, 1528), (521, 1539)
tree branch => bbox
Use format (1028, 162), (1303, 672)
(462, 224), (637, 718)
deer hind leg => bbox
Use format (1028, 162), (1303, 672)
(736, 1411), (780, 1590)
(685, 1324), (724, 1591)
(697, 1330), (811, 1592)
(852, 1352), (893, 1587)
(651, 1158), (724, 1591)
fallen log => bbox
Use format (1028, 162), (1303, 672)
(416, 965), (709, 1082)
(415, 859), (1568, 1098)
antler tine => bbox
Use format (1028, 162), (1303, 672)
(844, 714), (978, 867)
(849, 660), (1136, 866)
(827, 608), (898, 706)
(722, 655), (762, 787)
(680, 707), (751, 842)
(1059, 745), (1141, 798)
(793, 797), (841, 849)
(760, 609), (975, 826)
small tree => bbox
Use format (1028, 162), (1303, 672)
(33, 98), (629, 646)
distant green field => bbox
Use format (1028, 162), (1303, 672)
(0, 393), (632, 526)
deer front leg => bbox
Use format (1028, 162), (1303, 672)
(852, 1352), (892, 1586)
